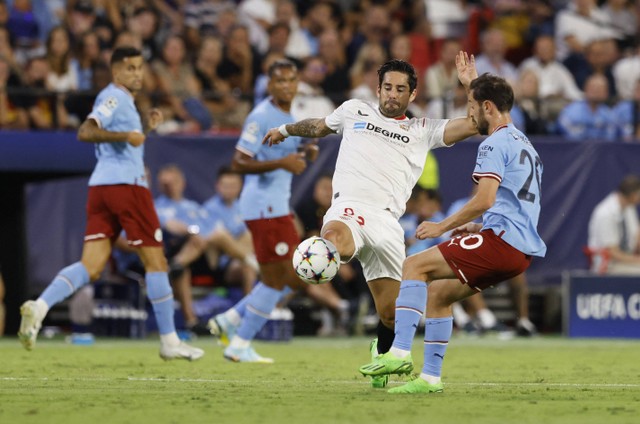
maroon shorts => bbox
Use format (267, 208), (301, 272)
(85, 185), (163, 247)
(437, 230), (531, 291)
(245, 215), (300, 264)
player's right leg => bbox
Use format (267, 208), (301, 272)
(19, 239), (110, 350)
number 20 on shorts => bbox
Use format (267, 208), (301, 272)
(343, 207), (365, 226)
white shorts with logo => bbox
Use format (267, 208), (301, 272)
(322, 201), (405, 282)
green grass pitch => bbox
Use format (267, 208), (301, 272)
(1, 335), (639, 424)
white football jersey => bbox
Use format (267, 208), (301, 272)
(325, 99), (449, 218)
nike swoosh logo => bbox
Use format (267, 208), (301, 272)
(357, 110), (369, 116)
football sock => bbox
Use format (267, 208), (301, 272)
(234, 284), (285, 343)
(40, 262), (90, 308)
(423, 317), (453, 378)
(225, 283), (292, 325)
(376, 320), (395, 354)
(146, 272), (177, 336)
(390, 280), (427, 357)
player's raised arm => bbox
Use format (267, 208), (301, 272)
(441, 51), (480, 146)
(77, 117), (145, 146)
(262, 118), (335, 146)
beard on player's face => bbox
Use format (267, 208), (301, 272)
(475, 108), (490, 135)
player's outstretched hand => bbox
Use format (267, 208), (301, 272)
(146, 108), (164, 131)
(456, 51), (478, 88)
(281, 152), (307, 175)
(263, 127), (286, 146)
(416, 221), (445, 240)
(127, 131), (146, 147)
(450, 222), (482, 237)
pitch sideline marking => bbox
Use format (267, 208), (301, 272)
(1, 376), (639, 388)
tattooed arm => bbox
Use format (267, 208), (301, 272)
(262, 118), (336, 146)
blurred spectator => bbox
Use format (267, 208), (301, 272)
(18, 56), (69, 129)
(299, 1), (336, 57)
(601, 0), (637, 53)
(564, 39), (617, 95)
(6, 0), (43, 65)
(349, 59), (378, 104)
(125, 6), (161, 63)
(519, 35), (583, 103)
(238, 0), (276, 31)
(266, 22), (291, 58)
(474, 28), (518, 85)
(426, 81), (467, 120)
(152, 34), (212, 132)
(389, 33), (412, 63)
(554, 0), (620, 61)
(0, 55), (28, 129)
(347, 4), (391, 64)
(194, 35), (249, 129)
(588, 174), (640, 274)
(349, 42), (387, 89)
(424, 38), (462, 100)
(217, 24), (260, 97)
(510, 69), (549, 135)
(424, 0), (469, 42)
(613, 44), (640, 101)
(151, 0), (186, 35)
(46, 26), (78, 93)
(557, 74), (617, 141)
(276, 0), (312, 60)
(489, 0), (530, 64)
(318, 28), (349, 105)
(66, 0), (97, 46)
(184, 0), (235, 49)
(612, 79), (640, 142)
(292, 56), (335, 120)
(525, 0), (556, 42)
(202, 167), (257, 294)
(71, 30), (101, 91)
(65, 60), (110, 124)
(0, 26), (21, 76)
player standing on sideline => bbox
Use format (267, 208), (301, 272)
(359, 70), (546, 393)
(18, 47), (204, 361)
(262, 55), (478, 387)
(208, 59), (318, 363)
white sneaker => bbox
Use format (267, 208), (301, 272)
(159, 342), (205, 361)
(207, 314), (237, 346)
(223, 345), (274, 363)
(18, 300), (46, 351)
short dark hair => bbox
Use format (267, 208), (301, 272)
(217, 166), (242, 180)
(617, 174), (640, 196)
(110, 46), (142, 66)
(469, 73), (514, 112)
(377, 59), (418, 92)
(268, 58), (297, 77)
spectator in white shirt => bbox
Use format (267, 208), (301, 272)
(474, 28), (518, 85)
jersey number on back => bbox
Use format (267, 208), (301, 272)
(517, 149), (542, 204)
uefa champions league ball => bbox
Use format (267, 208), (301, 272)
(292, 236), (340, 285)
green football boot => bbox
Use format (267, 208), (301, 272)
(368, 339), (389, 388)
(388, 377), (444, 394)
(360, 350), (414, 377)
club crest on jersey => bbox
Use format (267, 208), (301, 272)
(352, 121), (410, 143)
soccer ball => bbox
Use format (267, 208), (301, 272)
(292, 236), (340, 285)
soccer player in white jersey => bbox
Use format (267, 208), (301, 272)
(263, 55), (478, 387)
(18, 47), (203, 361)
(359, 72), (547, 394)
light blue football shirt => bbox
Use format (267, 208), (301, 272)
(236, 98), (302, 220)
(202, 195), (247, 238)
(472, 123), (546, 257)
(87, 83), (147, 187)
(154, 195), (212, 235)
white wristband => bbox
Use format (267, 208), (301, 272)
(278, 124), (290, 137)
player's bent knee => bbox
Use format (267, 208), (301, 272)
(403, 254), (428, 280)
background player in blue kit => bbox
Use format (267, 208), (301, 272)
(18, 47), (203, 361)
(360, 66), (547, 394)
(209, 59), (320, 363)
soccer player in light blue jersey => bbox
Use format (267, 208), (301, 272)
(18, 47), (203, 361)
(360, 62), (547, 394)
(208, 59), (322, 363)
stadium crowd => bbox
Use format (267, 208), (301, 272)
(0, 0), (639, 140)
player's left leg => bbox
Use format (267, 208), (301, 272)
(19, 239), (110, 350)
(509, 273), (537, 336)
(138, 246), (204, 361)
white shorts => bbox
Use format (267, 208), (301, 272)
(322, 201), (405, 282)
